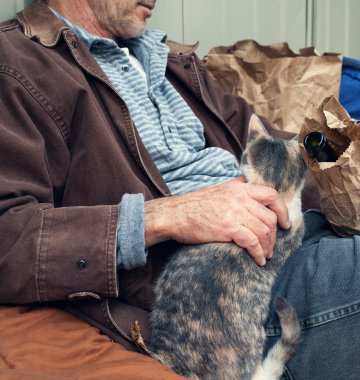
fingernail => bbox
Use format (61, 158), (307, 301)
(260, 258), (266, 266)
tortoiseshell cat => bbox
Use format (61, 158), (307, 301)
(149, 115), (307, 380)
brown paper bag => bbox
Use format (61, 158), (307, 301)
(299, 96), (360, 237)
(203, 40), (342, 133)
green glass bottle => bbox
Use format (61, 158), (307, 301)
(303, 131), (338, 162)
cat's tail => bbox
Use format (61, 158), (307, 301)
(252, 297), (301, 380)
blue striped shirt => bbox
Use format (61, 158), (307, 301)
(54, 11), (241, 269)
(61, 22), (242, 194)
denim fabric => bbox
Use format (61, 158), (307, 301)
(264, 210), (360, 379)
(117, 194), (147, 270)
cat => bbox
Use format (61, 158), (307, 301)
(149, 114), (307, 380)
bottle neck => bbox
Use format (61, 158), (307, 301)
(304, 131), (326, 155)
(304, 131), (338, 162)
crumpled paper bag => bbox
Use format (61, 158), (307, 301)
(203, 40), (342, 133)
(299, 95), (360, 237)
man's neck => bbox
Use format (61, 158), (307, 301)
(47, 0), (115, 40)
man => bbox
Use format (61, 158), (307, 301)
(0, 1), (359, 379)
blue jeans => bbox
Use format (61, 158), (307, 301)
(265, 210), (360, 379)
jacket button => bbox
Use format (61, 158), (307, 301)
(71, 40), (78, 48)
(77, 259), (87, 270)
(183, 63), (191, 70)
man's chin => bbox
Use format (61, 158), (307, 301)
(116, 23), (146, 39)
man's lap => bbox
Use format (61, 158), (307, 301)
(4, 210), (360, 379)
(0, 305), (186, 380)
(265, 210), (360, 379)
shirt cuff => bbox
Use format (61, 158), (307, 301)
(117, 193), (148, 270)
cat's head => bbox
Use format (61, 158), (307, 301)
(240, 114), (307, 196)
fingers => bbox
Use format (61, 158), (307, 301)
(268, 196), (291, 231)
(245, 184), (291, 230)
(245, 200), (277, 259)
(231, 181), (289, 263)
(233, 225), (266, 266)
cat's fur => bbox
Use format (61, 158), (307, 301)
(150, 114), (307, 380)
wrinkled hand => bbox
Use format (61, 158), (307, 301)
(144, 177), (290, 266)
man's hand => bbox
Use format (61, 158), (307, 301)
(144, 177), (290, 266)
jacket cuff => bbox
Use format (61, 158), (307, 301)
(37, 205), (119, 302)
(117, 193), (148, 270)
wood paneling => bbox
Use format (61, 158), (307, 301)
(314, 0), (360, 57)
(2, 0), (360, 59)
(150, 0), (307, 57)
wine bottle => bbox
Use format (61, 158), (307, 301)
(303, 131), (338, 162)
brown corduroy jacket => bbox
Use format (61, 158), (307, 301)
(0, 2), (318, 351)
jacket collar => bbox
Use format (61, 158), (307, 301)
(16, 2), (69, 47)
(167, 40), (199, 56)
(16, 2), (199, 55)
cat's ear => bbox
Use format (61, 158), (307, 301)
(248, 114), (269, 142)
